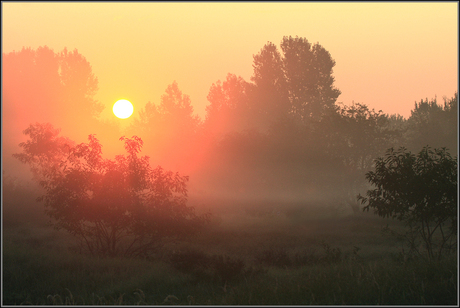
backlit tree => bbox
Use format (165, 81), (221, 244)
(14, 123), (209, 258)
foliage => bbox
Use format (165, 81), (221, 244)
(250, 41), (290, 129)
(204, 36), (341, 137)
(280, 36), (341, 122)
(2, 46), (103, 127)
(58, 47), (103, 118)
(318, 103), (404, 212)
(255, 244), (343, 268)
(204, 73), (254, 135)
(5, 233), (456, 305)
(406, 93), (458, 155)
(12, 123), (75, 182)
(169, 249), (249, 283)
(128, 81), (201, 165)
(159, 81), (202, 136)
(14, 123), (209, 257)
(4, 194), (457, 305)
(358, 146), (457, 260)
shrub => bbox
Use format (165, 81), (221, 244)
(359, 146), (457, 261)
(14, 123), (210, 258)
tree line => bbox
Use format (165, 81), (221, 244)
(4, 36), (457, 258)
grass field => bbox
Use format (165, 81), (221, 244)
(2, 191), (458, 305)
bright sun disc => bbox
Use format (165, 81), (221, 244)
(113, 99), (133, 119)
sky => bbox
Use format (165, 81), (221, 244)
(2, 2), (458, 122)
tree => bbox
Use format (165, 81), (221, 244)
(358, 146), (457, 261)
(12, 122), (75, 182)
(2, 46), (104, 177)
(159, 81), (201, 139)
(2, 46), (103, 130)
(406, 93), (458, 155)
(250, 42), (290, 130)
(200, 37), (342, 200)
(14, 123), (209, 258)
(128, 81), (201, 168)
(204, 73), (253, 136)
(316, 103), (404, 213)
(246, 36), (341, 128)
(59, 47), (103, 119)
(280, 36), (341, 122)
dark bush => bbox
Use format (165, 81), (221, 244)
(211, 255), (246, 282)
(169, 249), (211, 273)
(169, 249), (252, 282)
(255, 248), (292, 267)
(321, 242), (342, 264)
(292, 250), (321, 266)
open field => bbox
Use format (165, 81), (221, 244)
(2, 192), (457, 305)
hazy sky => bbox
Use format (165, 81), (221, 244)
(2, 2), (458, 121)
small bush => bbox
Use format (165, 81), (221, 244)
(321, 242), (342, 264)
(169, 249), (211, 272)
(169, 249), (260, 283)
(255, 248), (292, 267)
(255, 244), (342, 268)
(211, 255), (245, 282)
(292, 250), (321, 266)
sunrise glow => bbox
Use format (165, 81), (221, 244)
(2, 3), (458, 304)
(113, 99), (133, 119)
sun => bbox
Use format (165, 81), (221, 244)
(113, 99), (134, 119)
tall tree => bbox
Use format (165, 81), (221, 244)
(204, 36), (341, 136)
(250, 42), (290, 129)
(200, 37), (342, 199)
(128, 81), (201, 169)
(159, 81), (201, 139)
(204, 73), (252, 136)
(2, 46), (103, 160)
(3, 46), (102, 129)
(280, 36), (341, 122)
(59, 48), (103, 119)
(3, 46), (105, 181)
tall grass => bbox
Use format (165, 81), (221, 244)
(3, 196), (457, 305)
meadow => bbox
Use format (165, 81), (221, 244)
(2, 188), (458, 305)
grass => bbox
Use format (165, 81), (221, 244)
(2, 194), (458, 305)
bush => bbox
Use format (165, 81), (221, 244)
(255, 248), (292, 267)
(169, 249), (255, 283)
(359, 146), (457, 261)
(14, 123), (210, 258)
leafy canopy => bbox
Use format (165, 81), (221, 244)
(14, 123), (209, 257)
(358, 146), (457, 260)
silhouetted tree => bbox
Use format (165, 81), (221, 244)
(3, 46), (103, 129)
(131, 101), (161, 141)
(2, 46), (105, 178)
(129, 81), (201, 167)
(244, 36), (341, 129)
(59, 48), (103, 119)
(159, 81), (201, 138)
(300, 102), (403, 213)
(12, 122), (75, 182)
(406, 93), (458, 155)
(199, 36), (342, 196)
(204, 73), (253, 136)
(250, 42), (290, 130)
(280, 36), (341, 122)
(358, 146), (457, 261)
(14, 123), (209, 258)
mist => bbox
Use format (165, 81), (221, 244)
(2, 36), (457, 305)
(3, 39), (458, 220)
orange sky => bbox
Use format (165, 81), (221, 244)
(2, 2), (458, 121)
